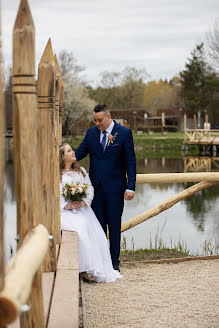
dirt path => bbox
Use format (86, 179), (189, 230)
(82, 260), (219, 328)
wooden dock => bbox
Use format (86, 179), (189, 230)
(184, 129), (219, 145)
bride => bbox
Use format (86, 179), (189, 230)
(59, 143), (122, 283)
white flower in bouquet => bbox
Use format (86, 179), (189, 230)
(71, 188), (76, 195)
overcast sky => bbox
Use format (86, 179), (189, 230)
(2, 0), (219, 86)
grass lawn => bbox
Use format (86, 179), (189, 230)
(120, 248), (190, 262)
(64, 132), (184, 148)
(63, 132), (199, 158)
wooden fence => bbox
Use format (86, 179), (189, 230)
(120, 173), (219, 233)
(184, 114), (219, 145)
(0, 0), (63, 326)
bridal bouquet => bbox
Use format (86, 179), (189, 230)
(62, 182), (89, 202)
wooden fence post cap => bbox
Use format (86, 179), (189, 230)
(13, 0), (34, 29)
(39, 38), (54, 65)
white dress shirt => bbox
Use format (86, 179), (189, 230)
(100, 120), (114, 148)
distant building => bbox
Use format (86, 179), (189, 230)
(110, 108), (149, 131)
(110, 107), (186, 131)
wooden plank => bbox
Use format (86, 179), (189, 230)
(58, 241), (79, 270)
(58, 232), (78, 270)
(62, 231), (78, 244)
(47, 269), (79, 328)
(48, 232), (79, 327)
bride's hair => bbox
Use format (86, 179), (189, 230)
(59, 144), (86, 179)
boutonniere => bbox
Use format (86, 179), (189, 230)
(107, 132), (118, 146)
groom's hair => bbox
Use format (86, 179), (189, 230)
(93, 104), (110, 116)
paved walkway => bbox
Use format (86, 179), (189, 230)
(82, 260), (219, 328)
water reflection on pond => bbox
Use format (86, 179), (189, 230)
(122, 158), (219, 254)
(3, 157), (219, 262)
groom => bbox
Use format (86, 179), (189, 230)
(75, 104), (136, 271)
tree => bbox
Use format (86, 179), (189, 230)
(205, 77), (219, 127)
(58, 50), (85, 83)
(89, 66), (149, 109)
(180, 43), (216, 115)
(58, 50), (95, 135)
(142, 79), (182, 116)
(206, 17), (219, 68)
(62, 78), (95, 135)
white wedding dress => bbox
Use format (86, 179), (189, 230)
(60, 168), (122, 283)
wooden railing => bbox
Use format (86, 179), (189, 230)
(184, 129), (219, 144)
(120, 172), (219, 233)
(0, 0), (64, 326)
(183, 113), (219, 144)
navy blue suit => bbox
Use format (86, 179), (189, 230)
(75, 120), (136, 266)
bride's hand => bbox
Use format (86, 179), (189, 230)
(65, 201), (85, 210)
(72, 201), (85, 210)
(65, 202), (75, 210)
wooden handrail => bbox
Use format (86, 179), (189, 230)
(136, 172), (219, 184)
(121, 181), (219, 233)
(0, 224), (49, 326)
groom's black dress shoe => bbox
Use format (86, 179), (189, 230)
(113, 265), (120, 272)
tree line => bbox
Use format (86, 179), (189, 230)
(4, 17), (219, 135)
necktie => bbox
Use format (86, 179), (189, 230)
(101, 130), (107, 152)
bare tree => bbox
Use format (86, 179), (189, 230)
(58, 50), (96, 135)
(206, 17), (219, 68)
(62, 77), (95, 135)
(58, 50), (86, 83)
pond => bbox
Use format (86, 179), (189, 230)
(3, 156), (219, 262)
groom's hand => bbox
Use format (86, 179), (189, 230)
(124, 191), (134, 201)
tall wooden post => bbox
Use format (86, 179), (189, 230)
(53, 55), (61, 244)
(184, 113), (187, 143)
(0, 0), (4, 293)
(59, 75), (64, 145)
(205, 114), (208, 129)
(13, 0), (38, 244)
(161, 112), (165, 135)
(13, 1), (44, 326)
(194, 114), (197, 129)
(37, 39), (57, 271)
